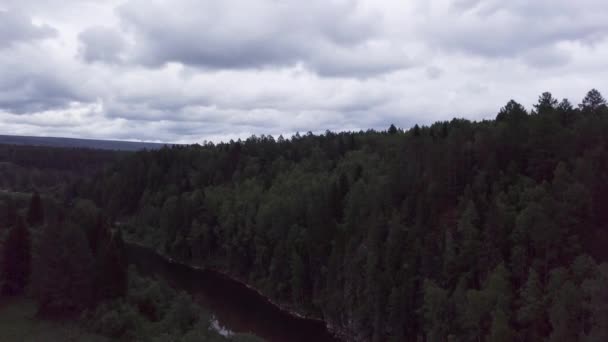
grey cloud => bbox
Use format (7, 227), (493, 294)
(0, 10), (57, 48)
(427, 0), (608, 59)
(521, 46), (571, 68)
(426, 66), (443, 79)
(0, 47), (94, 114)
(0, 71), (89, 114)
(78, 27), (126, 63)
(2, 0), (608, 144)
(115, 0), (409, 76)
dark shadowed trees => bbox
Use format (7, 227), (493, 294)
(579, 89), (607, 113)
(1, 216), (31, 295)
(62, 88), (608, 341)
(26, 192), (44, 227)
(33, 220), (95, 313)
(534, 92), (558, 115)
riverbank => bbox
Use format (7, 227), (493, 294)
(124, 239), (352, 341)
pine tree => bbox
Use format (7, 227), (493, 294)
(548, 280), (583, 342)
(442, 229), (457, 284)
(412, 124), (421, 137)
(583, 263), (608, 342)
(457, 200), (481, 280)
(290, 250), (305, 305)
(579, 89), (606, 113)
(422, 279), (450, 341)
(88, 214), (110, 255)
(1, 216), (31, 295)
(488, 307), (514, 342)
(517, 268), (546, 340)
(4, 198), (17, 228)
(388, 124), (398, 135)
(96, 228), (128, 301)
(496, 100), (527, 122)
(557, 98), (576, 125)
(387, 286), (405, 342)
(33, 221), (95, 313)
(26, 191), (44, 227)
(534, 92), (558, 115)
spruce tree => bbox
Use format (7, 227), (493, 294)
(33, 220), (95, 313)
(517, 268), (546, 340)
(1, 216), (31, 295)
(96, 228), (128, 301)
(26, 192), (44, 227)
(4, 198), (17, 228)
(579, 89), (606, 113)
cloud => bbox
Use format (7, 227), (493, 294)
(520, 45), (571, 68)
(78, 26), (126, 63)
(2, 0), (608, 143)
(115, 0), (409, 76)
(0, 45), (94, 114)
(424, 0), (608, 62)
(426, 66), (443, 79)
(0, 10), (57, 48)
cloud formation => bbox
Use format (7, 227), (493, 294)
(425, 0), (608, 61)
(113, 0), (408, 77)
(78, 27), (126, 63)
(0, 0), (608, 143)
(0, 10), (57, 48)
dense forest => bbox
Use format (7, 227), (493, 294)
(2, 89), (608, 341)
(0, 149), (258, 341)
(0, 193), (262, 341)
(0, 144), (124, 193)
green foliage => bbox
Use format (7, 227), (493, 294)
(583, 263), (608, 342)
(517, 268), (546, 340)
(579, 89), (607, 113)
(86, 271), (234, 342)
(69, 88), (608, 341)
(87, 300), (143, 340)
(1, 216), (31, 295)
(26, 192), (44, 227)
(0, 297), (109, 342)
(0, 144), (121, 194)
(488, 308), (514, 342)
(32, 220), (96, 313)
(422, 279), (450, 341)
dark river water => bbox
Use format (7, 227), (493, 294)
(126, 243), (341, 342)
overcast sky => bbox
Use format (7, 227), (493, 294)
(1, 0), (607, 143)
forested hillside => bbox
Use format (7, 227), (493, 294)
(0, 144), (124, 193)
(76, 89), (608, 341)
(0, 191), (256, 341)
(0, 135), (167, 151)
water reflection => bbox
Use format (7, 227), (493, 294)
(127, 243), (341, 342)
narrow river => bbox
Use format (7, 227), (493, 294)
(126, 243), (341, 342)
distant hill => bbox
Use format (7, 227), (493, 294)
(0, 135), (170, 151)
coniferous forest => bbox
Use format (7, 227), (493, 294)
(2, 89), (608, 341)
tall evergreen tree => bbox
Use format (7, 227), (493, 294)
(496, 100), (527, 122)
(388, 124), (398, 135)
(4, 198), (17, 228)
(517, 268), (546, 340)
(96, 228), (128, 301)
(579, 89), (607, 113)
(33, 220), (95, 313)
(534, 92), (558, 115)
(488, 307), (514, 342)
(422, 279), (450, 341)
(1, 216), (31, 295)
(583, 264), (608, 342)
(26, 191), (44, 227)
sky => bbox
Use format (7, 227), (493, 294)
(1, 0), (607, 143)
